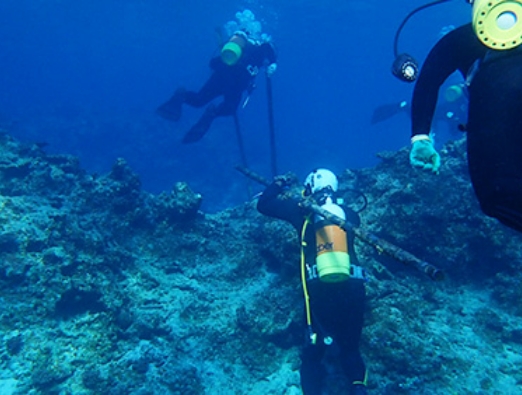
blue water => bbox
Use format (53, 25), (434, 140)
(0, 0), (470, 212)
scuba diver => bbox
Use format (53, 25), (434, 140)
(392, 0), (522, 233)
(257, 169), (368, 395)
(371, 83), (468, 138)
(157, 9), (277, 144)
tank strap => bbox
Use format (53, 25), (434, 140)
(350, 265), (369, 281)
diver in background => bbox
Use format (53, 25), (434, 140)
(157, 10), (277, 144)
(371, 83), (467, 137)
(408, 0), (522, 233)
(375, 25), (468, 136)
(257, 169), (368, 395)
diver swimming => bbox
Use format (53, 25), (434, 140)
(157, 9), (277, 144)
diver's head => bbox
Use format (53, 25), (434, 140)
(303, 169), (338, 202)
(471, 0), (522, 50)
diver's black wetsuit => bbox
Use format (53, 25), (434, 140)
(157, 41), (276, 143)
(184, 42), (276, 116)
(412, 23), (522, 233)
(257, 182), (366, 395)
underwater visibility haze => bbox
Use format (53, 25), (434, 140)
(0, 0), (470, 211)
(1, 1), (522, 395)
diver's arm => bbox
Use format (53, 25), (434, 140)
(411, 24), (482, 137)
(263, 42), (277, 65)
(262, 42), (277, 76)
(257, 182), (303, 228)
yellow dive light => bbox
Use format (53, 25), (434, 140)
(473, 0), (522, 49)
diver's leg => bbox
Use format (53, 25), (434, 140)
(184, 73), (223, 108)
(336, 281), (367, 394)
(343, 351), (367, 395)
(157, 71), (224, 123)
(181, 88), (242, 144)
(300, 343), (326, 395)
(215, 90), (242, 117)
(156, 87), (186, 121)
(182, 104), (218, 144)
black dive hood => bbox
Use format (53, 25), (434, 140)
(392, 0), (471, 82)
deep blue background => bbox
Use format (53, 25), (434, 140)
(0, 0), (470, 211)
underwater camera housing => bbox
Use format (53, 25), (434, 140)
(392, 0), (459, 82)
(392, 53), (419, 82)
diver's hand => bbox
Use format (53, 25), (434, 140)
(273, 173), (296, 188)
(409, 135), (441, 174)
(266, 63), (277, 77)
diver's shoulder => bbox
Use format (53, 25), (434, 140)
(443, 23), (474, 41)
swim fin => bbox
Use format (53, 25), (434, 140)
(371, 101), (409, 124)
(182, 104), (217, 144)
(157, 88), (186, 122)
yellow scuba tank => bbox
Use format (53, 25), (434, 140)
(315, 198), (351, 282)
(221, 31), (248, 66)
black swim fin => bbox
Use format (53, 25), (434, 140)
(182, 104), (217, 144)
(157, 88), (186, 122)
(371, 101), (409, 124)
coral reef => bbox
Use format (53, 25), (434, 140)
(0, 129), (521, 394)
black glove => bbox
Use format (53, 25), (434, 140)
(273, 173), (297, 188)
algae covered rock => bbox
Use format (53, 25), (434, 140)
(1, 130), (522, 394)
(150, 181), (202, 223)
